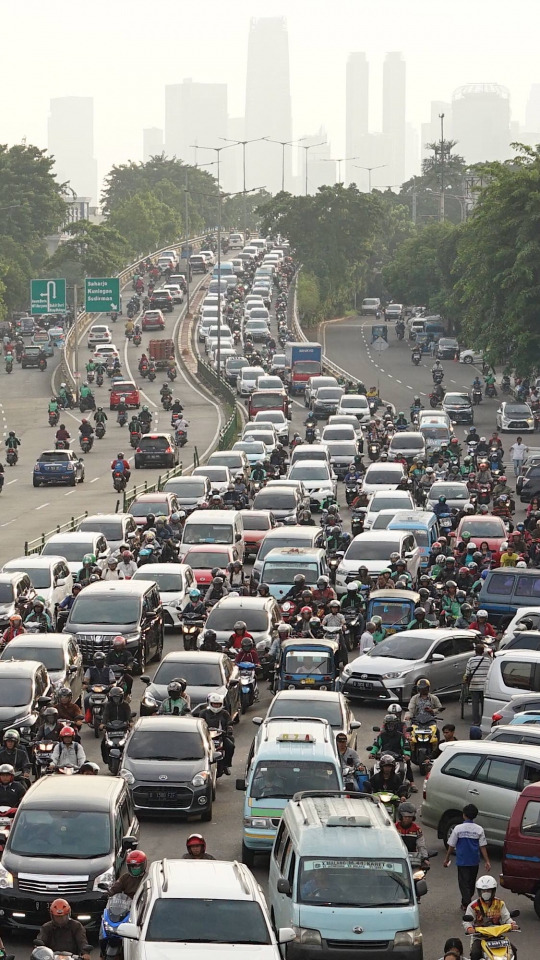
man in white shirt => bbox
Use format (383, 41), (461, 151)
(359, 622), (375, 655)
(101, 557), (125, 581)
(509, 436), (528, 477)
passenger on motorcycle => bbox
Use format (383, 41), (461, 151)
(198, 693), (234, 773)
(395, 802), (429, 865)
(312, 575), (336, 606)
(368, 754), (409, 799)
(24, 598), (53, 632)
(204, 576), (229, 606)
(226, 621), (254, 651)
(105, 636), (134, 696)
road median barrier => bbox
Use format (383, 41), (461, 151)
(25, 511), (89, 556)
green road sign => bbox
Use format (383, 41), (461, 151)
(85, 277), (120, 313)
(30, 278), (67, 315)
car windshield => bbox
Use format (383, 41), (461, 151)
(328, 444), (357, 457)
(42, 541), (92, 562)
(340, 397), (368, 409)
(370, 496), (412, 513)
(0, 584), (14, 603)
(372, 514), (394, 530)
(183, 524), (233, 545)
(253, 492), (294, 509)
(263, 561), (319, 584)
(420, 424), (449, 440)
(166, 481), (205, 498)
(234, 442), (266, 455)
(445, 395), (469, 406)
(251, 759), (339, 800)
(9, 810), (111, 858)
(226, 360), (248, 372)
(241, 514), (271, 531)
(133, 572), (183, 593)
(183, 550), (230, 569)
(299, 857), (412, 907)
(367, 635), (432, 660)
(318, 389), (342, 400)
(430, 484), (469, 500)
(71, 597), (139, 625)
(205, 609), (269, 632)
(284, 652), (333, 675)
(194, 469), (227, 481)
(129, 501), (170, 518)
(78, 520), (122, 540)
(289, 466), (329, 481)
(369, 601), (414, 627)
(0, 678), (32, 707)
(391, 436), (424, 450)
(1, 646), (64, 670)
(38, 452), (70, 463)
(146, 899), (270, 944)
(4, 565), (51, 588)
(462, 520), (504, 538)
(364, 469), (402, 484)
(127, 730), (204, 762)
(268, 698), (342, 727)
(209, 456), (241, 469)
(139, 437), (170, 451)
(252, 394), (284, 409)
(153, 661), (222, 687)
(345, 540), (401, 561)
(505, 405), (531, 415)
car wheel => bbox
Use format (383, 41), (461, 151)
(241, 842), (255, 866)
(463, 356), (473, 364)
(33, 477), (40, 487)
(441, 813), (462, 848)
(69, 475), (76, 487)
(200, 800), (213, 822)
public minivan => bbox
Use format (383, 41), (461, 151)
(236, 717), (344, 864)
(478, 567), (540, 624)
(181, 509), (244, 561)
(252, 526), (326, 581)
(269, 791), (425, 960)
(388, 511), (441, 568)
(481, 650), (540, 730)
(260, 547), (329, 600)
(0, 776), (138, 931)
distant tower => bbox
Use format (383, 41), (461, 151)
(451, 84), (511, 163)
(345, 53), (369, 185)
(245, 17), (293, 193)
(143, 128), (164, 162)
(382, 52), (406, 186)
(165, 79), (227, 165)
(48, 97), (98, 204)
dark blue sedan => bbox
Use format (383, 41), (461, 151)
(33, 450), (85, 487)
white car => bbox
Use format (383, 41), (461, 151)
(192, 465), (232, 494)
(321, 423), (357, 443)
(459, 348), (485, 365)
(242, 427), (277, 455)
(1, 556), (73, 620)
(87, 324), (112, 348)
(361, 462), (406, 496)
(336, 394), (371, 424)
(287, 459), (336, 508)
(499, 607), (540, 649)
(364, 490), (415, 530)
(40, 531), (109, 577)
(256, 376), (285, 392)
(232, 439), (269, 466)
(93, 343), (119, 362)
(244, 320), (270, 342)
(132, 563), (195, 628)
(237, 366), (265, 396)
(199, 249), (216, 265)
(335, 531), (421, 593)
(211, 346), (237, 369)
(496, 401), (535, 433)
(162, 283), (184, 304)
(327, 413), (364, 440)
(253, 410), (289, 443)
(206, 336), (234, 358)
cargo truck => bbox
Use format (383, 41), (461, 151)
(284, 341), (323, 394)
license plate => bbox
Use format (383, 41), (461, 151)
(353, 680), (373, 689)
(153, 790), (178, 801)
(303, 678), (316, 684)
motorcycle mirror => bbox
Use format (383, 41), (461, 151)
(462, 915), (474, 923)
(372, 726), (381, 732)
(510, 910), (520, 918)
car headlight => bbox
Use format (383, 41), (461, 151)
(244, 816), (271, 828)
(93, 867), (115, 891)
(143, 692), (157, 706)
(342, 665), (352, 677)
(0, 865), (13, 889)
(292, 926), (321, 945)
(394, 929), (422, 948)
(123, 632), (141, 642)
(382, 670), (408, 680)
(192, 771), (209, 787)
(120, 769), (135, 785)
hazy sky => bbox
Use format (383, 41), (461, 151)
(3, 0), (540, 188)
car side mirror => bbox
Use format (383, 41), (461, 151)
(140, 676), (151, 685)
(278, 928), (296, 944)
(236, 778), (246, 791)
(430, 653), (445, 662)
(56, 578), (66, 587)
(415, 878), (428, 898)
(372, 726), (381, 732)
(252, 717), (263, 725)
(277, 878), (291, 896)
(350, 721), (361, 730)
(117, 923), (140, 940)
(121, 835), (138, 853)
(68, 665), (77, 675)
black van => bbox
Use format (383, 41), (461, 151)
(0, 776), (138, 931)
(63, 580), (164, 671)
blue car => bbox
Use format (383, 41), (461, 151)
(33, 449), (85, 487)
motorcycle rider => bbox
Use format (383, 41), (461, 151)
(182, 588), (207, 621)
(0, 729), (32, 781)
(344, 462), (363, 487)
(100, 687), (132, 762)
(432, 359), (444, 379)
(1, 613), (25, 646)
(395, 802), (429, 866)
(111, 452), (131, 483)
(228, 560), (246, 591)
(56, 687), (84, 730)
(226, 621), (254, 652)
(395, 411), (408, 429)
(48, 396), (59, 417)
(5, 431), (21, 455)
(200, 628), (220, 652)
(204, 575), (229, 607)
(250, 460), (266, 484)
(160, 679), (191, 716)
(108, 850), (148, 897)
(283, 573), (307, 604)
(312, 575), (337, 608)
(469, 609), (497, 639)
(335, 732), (363, 787)
(463, 877), (518, 960)
(49, 726), (86, 770)
(101, 557), (125, 582)
(139, 405), (152, 430)
(0, 763), (25, 807)
(117, 550), (137, 579)
(492, 475), (513, 498)
(116, 396), (129, 423)
(234, 637), (260, 674)
(171, 398), (183, 418)
(182, 835), (215, 860)
(76, 553), (101, 585)
(24, 597), (53, 632)
(79, 381), (95, 409)
(105, 635), (134, 696)
(198, 692), (234, 774)
(174, 415), (189, 442)
(55, 424), (71, 447)
(78, 418), (94, 447)
(223, 483), (243, 509)
(407, 678), (443, 721)
(35, 899), (92, 959)
(368, 754), (409, 799)
(83, 652), (115, 715)
(34, 705), (63, 743)
(154, 516), (173, 541)
(128, 413), (141, 436)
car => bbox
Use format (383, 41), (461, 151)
(190, 255), (208, 273)
(237, 366), (265, 396)
(0, 572), (36, 632)
(0, 633), (83, 700)
(312, 386), (345, 419)
(336, 394), (371, 424)
(321, 423), (357, 444)
(1, 556), (72, 620)
(140, 650), (241, 718)
(484, 723), (540, 746)
(370, 507), (408, 531)
(338, 628), (477, 703)
(335, 530), (421, 593)
(252, 410), (289, 444)
(427, 480), (472, 512)
(192, 464), (232, 494)
(251, 525), (326, 582)
(517, 462), (540, 501)
(128, 492), (180, 528)
(232, 439), (269, 466)
(32, 449), (85, 487)
(258, 690), (361, 747)
(256, 376), (286, 393)
(208, 450), (250, 482)
(131, 563), (196, 629)
(180, 544), (241, 589)
(134, 433), (179, 470)
(327, 413), (364, 440)
(205, 594), (281, 649)
(251, 484), (303, 522)
(459, 347), (485, 364)
(442, 391), (474, 424)
(244, 320), (270, 342)
(454, 514), (508, 555)
(93, 343), (119, 362)
(242, 428), (277, 456)
(120, 716), (216, 819)
(270, 353), (287, 375)
(0, 658), (51, 738)
(117, 857), (291, 958)
(418, 416), (453, 453)
(225, 356), (250, 385)
(109, 379), (140, 410)
(499, 608), (540, 649)
(364, 490), (415, 530)
(162, 475), (211, 513)
(287, 459), (336, 509)
(21, 345), (46, 368)
(384, 303), (403, 320)
(199, 249), (215, 264)
(387, 431), (427, 463)
(361, 297), (381, 316)
(361, 461), (405, 495)
(77, 513), (140, 553)
(305, 376), (339, 407)
(324, 440), (359, 479)
(87, 324), (112, 348)
(149, 290), (174, 313)
(497, 401), (535, 433)
(436, 337), (459, 359)
(141, 310), (165, 331)
(41, 531), (109, 576)
(239, 510), (277, 558)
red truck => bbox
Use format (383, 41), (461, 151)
(149, 339), (174, 369)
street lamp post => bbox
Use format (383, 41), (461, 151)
(353, 164), (387, 193)
(263, 137), (306, 192)
(439, 113), (445, 223)
(219, 136), (268, 238)
(317, 155), (360, 185)
(301, 141), (327, 196)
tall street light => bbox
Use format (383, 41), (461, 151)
(183, 160), (218, 318)
(263, 137), (306, 192)
(219, 136), (268, 238)
(301, 141), (327, 196)
(353, 164), (387, 193)
(317, 155), (360, 185)
(190, 142), (236, 199)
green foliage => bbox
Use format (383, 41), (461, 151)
(399, 140), (468, 226)
(382, 222), (458, 309)
(46, 220), (131, 284)
(108, 190), (183, 259)
(297, 271), (321, 322)
(222, 189), (271, 233)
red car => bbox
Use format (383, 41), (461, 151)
(109, 379), (140, 410)
(239, 510), (277, 559)
(180, 544), (240, 588)
(128, 492), (179, 527)
(454, 514), (507, 558)
(142, 310), (165, 331)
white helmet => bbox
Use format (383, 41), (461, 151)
(207, 693), (224, 713)
(387, 703), (403, 716)
(475, 875), (497, 901)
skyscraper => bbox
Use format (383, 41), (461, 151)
(47, 97), (98, 204)
(143, 128), (164, 162)
(451, 84), (511, 163)
(245, 17), (293, 193)
(382, 52), (406, 186)
(345, 53), (369, 185)
(165, 79), (227, 166)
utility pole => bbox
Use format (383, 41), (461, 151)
(412, 184), (417, 225)
(184, 170), (191, 319)
(263, 137), (306, 193)
(73, 284), (79, 401)
(220, 137), (268, 238)
(439, 112), (445, 223)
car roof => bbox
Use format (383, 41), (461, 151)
(45, 531), (101, 544)
(3, 555), (66, 568)
(183, 543), (232, 553)
(161, 650), (224, 664)
(22, 775), (124, 810)
(379, 627), (477, 642)
(264, 547), (325, 559)
(365, 462), (404, 472)
(350, 530), (407, 542)
(2, 633), (69, 648)
(207, 595), (274, 610)
(489, 724), (540, 738)
(284, 794), (402, 856)
(148, 858), (260, 901)
(368, 588), (421, 602)
(133, 716), (201, 733)
(80, 513), (131, 523)
(0, 659), (45, 677)
(272, 689), (342, 704)
(131, 493), (172, 502)
(71, 580), (149, 597)
(132, 563), (191, 575)
(438, 740), (540, 759)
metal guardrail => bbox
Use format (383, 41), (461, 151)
(24, 512), (89, 556)
(122, 461), (184, 512)
(196, 357), (242, 450)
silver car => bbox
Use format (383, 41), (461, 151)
(427, 481), (472, 512)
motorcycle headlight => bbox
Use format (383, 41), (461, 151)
(120, 769), (135, 785)
(143, 693), (157, 706)
(192, 771), (209, 787)
(93, 867), (115, 891)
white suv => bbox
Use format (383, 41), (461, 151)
(87, 324), (112, 348)
(118, 858), (295, 959)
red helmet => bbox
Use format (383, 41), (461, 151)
(300, 606), (312, 616)
(112, 635), (126, 648)
(59, 726), (75, 739)
(186, 833), (206, 854)
(126, 850), (147, 876)
(459, 567), (470, 577)
(50, 899), (71, 917)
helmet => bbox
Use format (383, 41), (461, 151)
(398, 801), (417, 820)
(79, 761), (100, 775)
(418, 588), (430, 601)
(300, 605), (312, 616)
(475, 875), (497, 901)
(234, 621), (246, 633)
(186, 833), (207, 855)
(390, 552), (400, 563)
(126, 850), (147, 877)
(380, 753), (396, 768)
(3, 729), (19, 744)
(517, 560), (527, 568)
(461, 603), (472, 615)
(122, 550), (133, 561)
(203, 629), (217, 645)
(108, 686), (124, 703)
(384, 713), (398, 728)
(436, 554), (446, 565)
(0, 764), (14, 780)
(117, 452), (124, 460)
(58, 686), (72, 700)
(208, 692), (224, 712)
(94, 651), (106, 665)
(49, 899), (71, 918)
(32, 948), (54, 960)
(476, 609), (488, 619)
(59, 726), (75, 739)
(417, 678), (431, 691)
(189, 588), (201, 600)
(83, 553), (96, 565)
(258, 583), (270, 596)
(167, 679), (187, 698)
(9, 614), (22, 623)
(387, 703), (403, 716)
(107, 557), (118, 567)
(294, 574), (306, 585)
(500, 475), (507, 483)
(438, 495), (447, 503)
(42, 706), (58, 723)
(317, 575), (330, 588)
(446, 580), (457, 590)
(413, 607), (426, 618)
(277, 622), (291, 635)
(445, 557), (456, 566)
(240, 637), (254, 651)
(347, 581), (360, 593)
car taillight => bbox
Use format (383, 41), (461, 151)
(492, 712), (503, 722)
(136, 447), (142, 453)
(165, 447), (172, 453)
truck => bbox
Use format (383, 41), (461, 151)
(284, 341), (323, 394)
(148, 338), (174, 369)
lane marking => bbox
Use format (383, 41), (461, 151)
(35, 502), (49, 510)
(396, 379), (402, 384)
(6, 479), (18, 485)
(64, 490), (75, 496)
(90, 477), (100, 483)
(0, 519), (15, 527)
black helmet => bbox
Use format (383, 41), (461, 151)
(93, 651), (106, 665)
(108, 686), (124, 703)
(203, 629), (217, 645)
(240, 637), (254, 652)
(413, 607), (426, 618)
(167, 679), (187, 698)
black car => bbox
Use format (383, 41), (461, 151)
(150, 291), (174, 313)
(21, 345), (45, 368)
(442, 391), (474, 424)
(518, 463), (540, 502)
(0, 659), (51, 741)
(121, 716), (216, 819)
(140, 650), (241, 719)
(436, 337), (459, 360)
(134, 433), (180, 470)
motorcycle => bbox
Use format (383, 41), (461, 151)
(462, 915), (520, 960)
(113, 470), (127, 493)
(372, 790), (402, 821)
(38, 358), (47, 371)
(139, 364), (148, 379)
(167, 366), (177, 381)
(32, 739), (56, 778)
(351, 509), (365, 537)
(477, 482), (492, 506)
(103, 720), (129, 776)
(55, 438), (69, 450)
(411, 353), (421, 366)
(88, 684), (109, 738)
(343, 610), (361, 651)
(99, 892), (133, 959)
(79, 396), (95, 413)
(305, 426), (319, 444)
(117, 411), (128, 427)
(87, 370), (95, 383)
(210, 729), (227, 778)
(327, 552), (343, 586)
(472, 388), (483, 405)
(96, 372), (104, 387)
(343, 763), (370, 793)
(408, 710), (444, 772)
(5, 359), (13, 374)
(181, 617), (204, 651)
(133, 333), (142, 347)
(345, 482), (359, 506)
(429, 393), (441, 409)
(175, 429), (187, 448)
(6, 448), (18, 466)
(238, 662), (258, 713)
(485, 383), (497, 398)
(432, 370), (444, 385)
(162, 395), (172, 412)
(129, 430), (141, 449)
(147, 368), (156, 382)
(80, 436), (93, 454)
(95, 421), (106, 440)
(501, 377), (512, 395)
(368, 441), (380, 462)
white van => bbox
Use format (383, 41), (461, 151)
(181, 510), (245, 560)
(481, 650), (540, 731)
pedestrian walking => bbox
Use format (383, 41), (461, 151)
(509, 436), (528, 477)
(464, 643), (492, 726)
(359, 621), (375, 655)
(443, 804), (491, 912)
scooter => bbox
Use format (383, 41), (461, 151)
(88, 684), (109, 738)
(175, 429), (187, 447)
(210, 729), (227, 778)
(411, 353), (421, 366)
(96, 373), (104, 387)
(485, 383), (497, 399)
(342, 610), (361, 650)
(472, 388), (483, 405)
(113, 470), (127, 493)
(351, 509), (365, 537)
(181, 616), (204, 651)
(162, 395), (172, 412)
(103, 720), (129, 776)
(167, 366), (177, 381)
(345, 482), (359, 505)
(117, 411), (128, 428)
(80, 436), (93, 454)
(147, 368), (156, 383)
(133, 332), (142, 347)
(6, 448), (18, 466)
(130, 430), (141, 449)
(368, 441), (380, 461)
(462, 915), (520, 960)
(38, 358), (47, 371)
(99, 892), (133, 959)
(238, 662), (258, 713)
(32, 739), (56, 778)
(408, 710), (444, 772)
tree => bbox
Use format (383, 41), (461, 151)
(297, 271), (321, 322)
(0, 143), (66, 246)
(222, 189), (271, 233)
(398, 140), (468, 227)
(46, 220), (130, 282)
(382, 221), (458, 310)
(108, 191), (183, 259)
